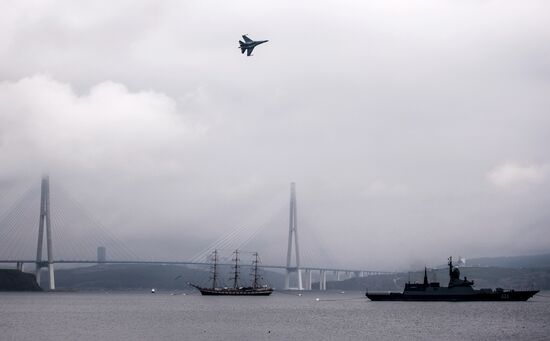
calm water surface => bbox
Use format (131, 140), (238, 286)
(1, 291), (549, 340)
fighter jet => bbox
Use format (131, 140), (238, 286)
(239, 35), (268, 56)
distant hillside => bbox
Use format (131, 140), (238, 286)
(465, 253), (550, 268)
(40, 264), (285, 290)
(0, 269), (42, 291)
(325, 267), (550, 291)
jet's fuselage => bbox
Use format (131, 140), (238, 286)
(242, 40), (268, 48)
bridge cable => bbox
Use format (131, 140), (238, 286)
(0, 187), (40, 260)
(0, 185), (38, 250)
(53, 184), (141, 261)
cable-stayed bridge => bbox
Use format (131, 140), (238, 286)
(0, 176), (389, 290)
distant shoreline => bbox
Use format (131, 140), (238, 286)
(0, 269), (42, 291)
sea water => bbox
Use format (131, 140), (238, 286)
(1, 291), (549, 340)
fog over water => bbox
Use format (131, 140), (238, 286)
(1, 1), (549, 270)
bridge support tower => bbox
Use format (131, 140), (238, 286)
(285, 183), (303, 290)
(319, 269), (327, 290)
(304, 269), (312, 290)
(35, 175), (55, 290)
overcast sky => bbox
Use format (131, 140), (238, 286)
(1, 0), (549, 270)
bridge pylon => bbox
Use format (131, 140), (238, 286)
(285, 182), (303, 290)
(35, 175), (55, 290)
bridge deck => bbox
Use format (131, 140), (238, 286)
(0, 259), (391, 274)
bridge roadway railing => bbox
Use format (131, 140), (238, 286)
(0, 259), (393, 290)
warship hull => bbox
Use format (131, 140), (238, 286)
(366, 290), (539, 302)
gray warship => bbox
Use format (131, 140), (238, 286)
(366, 257), (538, 301)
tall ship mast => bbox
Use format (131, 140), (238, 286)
(231, 250), (240, 289)
(190, 249), (273, 296)
(252, 252), (261, 289)
(210, 249), (218, 289)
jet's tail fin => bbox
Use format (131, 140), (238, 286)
(239, 40), (245, 46)
(241, 47), (246, 54)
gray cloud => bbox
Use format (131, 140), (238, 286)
(487, 163), (549, 188)
(1, 0), (549, 270)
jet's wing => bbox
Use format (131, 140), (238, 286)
(246, 47), (255, 56)
(242, 35), (253, 43)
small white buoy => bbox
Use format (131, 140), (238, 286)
(151, 288), (156, 293)
(315, 298), (320, 301)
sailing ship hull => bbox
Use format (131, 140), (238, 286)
(192, 285), (273, 296)
(366, 290), (539, 302)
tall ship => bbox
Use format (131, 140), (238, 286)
(366, 257), (538, 301)
(190, 250), (273, 296)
